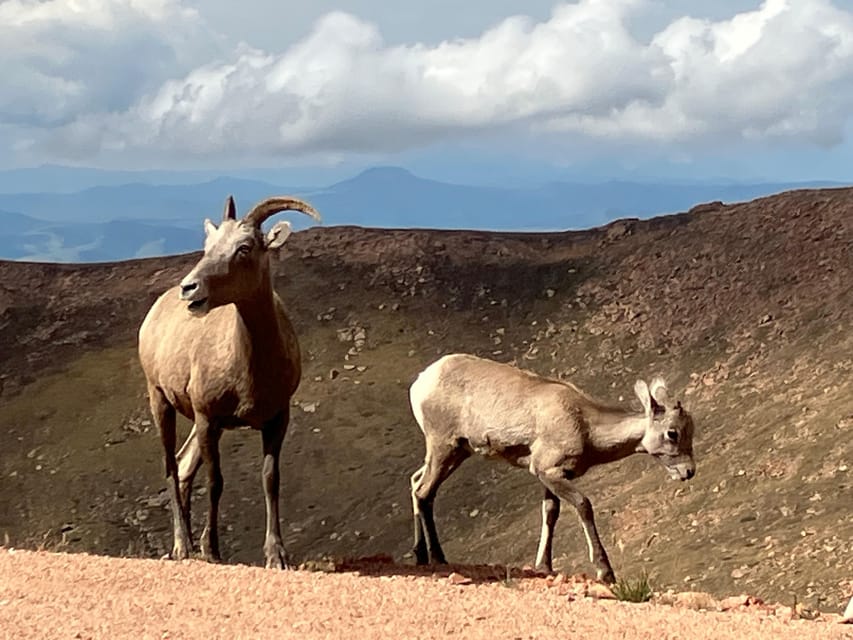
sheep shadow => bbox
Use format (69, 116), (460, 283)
(300, 553), (559, 586)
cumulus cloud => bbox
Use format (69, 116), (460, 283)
(546, 0), (853, 144)
(4, 0), (853, 163)
(0, 0), (223, 155)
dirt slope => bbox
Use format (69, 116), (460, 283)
(1, 548), (851, 639)
(0, 188), (850, 612)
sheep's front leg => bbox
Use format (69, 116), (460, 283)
(196, 415), (223, 563)
(261, 410), (289, 569)
(411, 443), (470, 565)
(537, 467), (615, 583)
(150, 388), (192, 560)
(409, 464), (428, 564)
(534, 488), (560, 573)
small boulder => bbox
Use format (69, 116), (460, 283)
(841, 596), (853, 623)
(448, 572), (472, 585)
(586, 583), (616, 600)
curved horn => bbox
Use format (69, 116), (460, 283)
(243, 196), (322, 228)
(222, 195), (237, 221)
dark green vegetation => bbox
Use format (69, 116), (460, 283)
(0, 188), (850, 610)
(613, 572), (654, 603)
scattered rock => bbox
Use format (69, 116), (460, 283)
(301, 402), (317, 413)
(604, 220), (633, 241)
(447, 572), (472, 585)
(730, 566), (748, 579)
(719, 594), (756, 611)
(353, 328), (367, 349)
(688, 200), (724, 215)
(795, 602), (820, 620)
(841, 596), (853, 623)
(586, 583), (616, 600)
(317, 307), (336, 321)
(670, 591), (718, 611)
(143, 491), (169, 509)
(772, 605), (795, 621)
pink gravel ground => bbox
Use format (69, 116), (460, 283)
(0, 548), (850, 639)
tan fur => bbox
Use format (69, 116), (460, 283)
(138, 286), (299, 424)
(408, 353), (696, 583)
(137, 195), (320, 568)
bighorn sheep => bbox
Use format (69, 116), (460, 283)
(138, 195), (320, 568)
(408, 353), (696, 583)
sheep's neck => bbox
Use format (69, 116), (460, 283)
(232, 274), (284, 358)
(586, 412), (647, 464)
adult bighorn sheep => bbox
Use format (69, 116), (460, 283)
(408, 353), (696, 583)
(138, 195), (320, 568)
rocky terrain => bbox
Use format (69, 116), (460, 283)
(1, 548), (851, 639)
(0, 187), (850, 616)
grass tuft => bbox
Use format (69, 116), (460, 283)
(612, 572), (653, 603)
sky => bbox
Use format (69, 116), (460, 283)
(3, 0), (853, 184)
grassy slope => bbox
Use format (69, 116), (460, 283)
(0, 189), (850, 611)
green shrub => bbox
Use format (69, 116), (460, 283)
(612, 572), (653, 603)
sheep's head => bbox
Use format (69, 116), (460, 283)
(179, 195), (321, 314)
(635, 378), (696, 481)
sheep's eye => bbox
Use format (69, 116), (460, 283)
(666, 429), (679, 443)
(236, 245), (252, 257)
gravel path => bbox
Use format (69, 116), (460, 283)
(0, 549), (850, 639)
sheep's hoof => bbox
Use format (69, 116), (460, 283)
(170, 545), (191, 561)
(412, 544), (429, 566)
(598, 568), (616, 584)
(264, 545), (289, 569)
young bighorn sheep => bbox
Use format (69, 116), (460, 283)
(138, 195), (320, 568)
(409, 353), (696, 583)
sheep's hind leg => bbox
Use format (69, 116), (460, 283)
(196, 415), (224, 563)
(176, 423), (202, 528)
(412, 442), (470, 565)
(261, 410), (289, 569)
(151, 388), (192, 560)
(534, 488), (560, 573)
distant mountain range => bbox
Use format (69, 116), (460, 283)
(0, 164), (844, 262)
(0, 209), (201, 262)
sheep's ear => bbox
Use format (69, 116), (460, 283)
(204, 218), (217, 237)
(265, 220), (293, 250)
(649, 377), (669, 406)
(635, 380), (651, 416)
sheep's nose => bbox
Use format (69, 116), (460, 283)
(180, 281), (198, 299)
(685, 468), (695, 480)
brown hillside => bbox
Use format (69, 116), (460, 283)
(0, 188), (850, 611)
